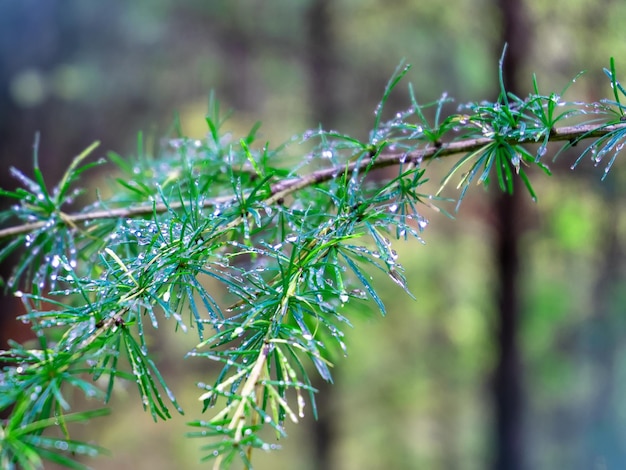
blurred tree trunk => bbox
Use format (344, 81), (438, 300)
(306, 0), (338, 468)
(0, 10), (89, 453)
(492, 0), (531, 469)
(0, 11), (81, 470)
(0, 1), (68, 359)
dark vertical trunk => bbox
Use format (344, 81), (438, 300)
(493, 188), (524, 470)
(306, 0), (336, 128)
(305, 1), (337, 468)
(0, 2), (58, 423)
(492, 0), (530, 469)
(0, 2), (67, 355)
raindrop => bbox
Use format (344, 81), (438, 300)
(511, 154), (521, 169)
(297, 395), (306, 418)
(592, 148), (601, 164)
(537, 144), (547, 158)
(54, 441), (69, 451)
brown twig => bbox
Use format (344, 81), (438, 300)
(1, 122), (624, 241)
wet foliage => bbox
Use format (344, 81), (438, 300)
(1, 58), (626, 469)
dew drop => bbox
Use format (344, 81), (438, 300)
(54, 441), (69, 451)
(297, 395), (306, 418)
(537, 144), (547, 158)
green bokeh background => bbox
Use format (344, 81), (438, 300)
(2, 1), (626, 468)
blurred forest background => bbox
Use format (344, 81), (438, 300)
(2, 1), (626, 469)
